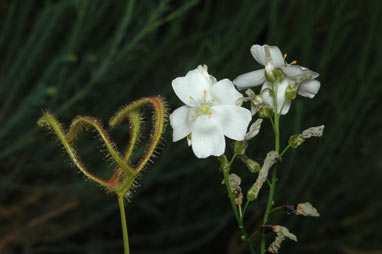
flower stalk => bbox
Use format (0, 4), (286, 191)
(168, 44), (323, 253)
(260, 80), (281, 254)
(118, 195), (130, 254)
(221, 154), (255, 254)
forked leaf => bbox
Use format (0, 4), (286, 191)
(38, 96), (168, 197)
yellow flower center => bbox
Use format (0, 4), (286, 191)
(199, 104), (210, 115)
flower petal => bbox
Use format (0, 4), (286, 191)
(261, 80), (291, 115)
(250, 45), (285, 67)
(198, 64), (217, 85)
(281, 65), (319, 80)
(298, 79), (320, 98)
(170, 106), (194, 142)
(172, 68), (211, 107)
(211, 105), (252, 140)
(250, 45), (267, 66)
(211, 79), (243, 105)
(191, 116), (225, 158)
(281, 65), (305, 78)
(268, 45), (285, 67)
(233, 69), (265, 90)
(280, 100), (291, 115)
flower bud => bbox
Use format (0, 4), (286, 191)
(288, 134), (305, 148)
(258, 105), (273, 119)
(247, 183), (259, 201)
(285, 83), (298, 101)
(240, 155), (261, 173)
(265, 69), (276, 83)
(234, 140), (248, 155)
(273, 68), (287, 82)
(219, 155), (230, 172)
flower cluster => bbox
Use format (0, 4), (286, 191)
(170, 44), (321, 158)
(234, 45), (320, 115)
(169, 43), (323, 254)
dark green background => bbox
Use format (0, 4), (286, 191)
(0, 0), (381, 253)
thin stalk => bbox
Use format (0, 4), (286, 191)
(229, 153), (237, 167)
(223, 156), (255, 254)
(242, 199), (250, 218)
(260, 80), (280, 254)
(118, 195), (130, 254)
(270, 206), (284, 214)
(280, 144), (291, 158)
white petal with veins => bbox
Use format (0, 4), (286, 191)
(233, 69), (265, 89)
(170, 106), (193, 142)
(191, 115), (225, 158)
(211, 105), (252, 140)
(211, 79), (244, 105)
(298, 79), (321, 98)
(172, 69), (211, 107)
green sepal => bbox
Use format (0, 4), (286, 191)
(247, 183), (259, 201)
(240, 155), (260, 173)
(258, 105), (273, 119)
(219, 155), (230, 173)
(274, 68), (287, 82)
(234, 140), (248, 155)
(285, 83), (298, 101)
(265, 70), (276, 83)
(289, 134), (305, 148)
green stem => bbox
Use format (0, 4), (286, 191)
(229, 153), (237, 167)
(263, 170), (278, 224)
(249, 228), (260, 241)
(260, 81), (281, 254)
(280, 144), (291, 158)
(242, 199), (250, 218)
(118, 195), (130, 254)
(223, 156), (255, 254)
(270, 206), (284, 214)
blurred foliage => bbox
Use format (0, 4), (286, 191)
(0, 0), (381, 253)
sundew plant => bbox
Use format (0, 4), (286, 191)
(1, 1), (381, 253)
(38, 97), (168, 254)
(39, 44), (324, 254)
(169, 44), (323, 253)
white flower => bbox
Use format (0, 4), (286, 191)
(170, 65), (252, 158)
(233, 44), (321, 114)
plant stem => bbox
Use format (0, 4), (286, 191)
(242, 199), (250, 218)
(270, 206), (284, 214)
(222, 156), (255, 254)
(280, 144), (291, 158)
(260, 81), (281, 254)
(118, 195), (130, 254)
